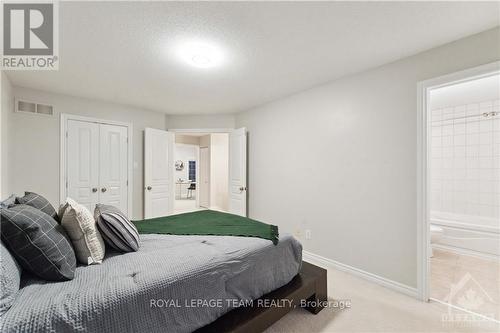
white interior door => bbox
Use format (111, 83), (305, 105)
(199, 147), (210, 208)
(99, 124), (128, 214)
(66, 120), (99, 213)
(144, 128), (174, 218)
(229, 127), (247, 216)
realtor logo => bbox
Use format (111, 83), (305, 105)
(1, 1), (58, 70)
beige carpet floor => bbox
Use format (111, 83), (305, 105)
(264, 263), (500, 333)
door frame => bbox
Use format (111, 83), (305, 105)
(60, 113), (133, 217)
(199, 146), (210, 208)
(169, 128), (235, 211)
(416, 61), (500, 302)
(173, 142), (200, 209)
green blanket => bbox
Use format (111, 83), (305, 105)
(132, 210), (279, 245)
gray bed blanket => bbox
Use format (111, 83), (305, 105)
(1, 234), (302, 333)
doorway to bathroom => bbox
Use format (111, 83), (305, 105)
(418, 62), (499, 322)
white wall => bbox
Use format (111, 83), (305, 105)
(174, 144), (197, 182)
(210, 133), (229, 211)
(430, 74), (500, 110)
(167, 114), (236, 130)
(175, 134), (200, 145)
(236, 27), (500, 288)
(199, 134), (211, 148)
(4, 85), (167, 219)
(1, 73), (14, 198)
(174, 143), (198, 198)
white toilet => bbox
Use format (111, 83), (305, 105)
(429, 225), (444, 257)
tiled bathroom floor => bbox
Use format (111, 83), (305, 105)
(430, 248), (500, 321)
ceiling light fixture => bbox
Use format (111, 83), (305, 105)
(176, 41), (224, 69)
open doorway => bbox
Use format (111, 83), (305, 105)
(173, 132), (230, 215)
(418, 62), (499, 322)
(144, 127), (247, 219)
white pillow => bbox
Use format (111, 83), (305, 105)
(60, 198), (105, 265)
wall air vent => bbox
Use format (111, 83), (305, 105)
(15, 98), (54, 116)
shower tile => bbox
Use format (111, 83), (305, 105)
(466, 103), (479, 114)
(443, 136), (454, 147)
(480, 101), (494, 109)
(466, 121), (480, 133)
(455, 135), (466, 146)
(467, 133), (480, 145)
(480, 120), (493, 132)
(493, 119), (500, 131)
(454, 146), (466, 157)
(431, 99), (499, 226)
(479, 205), (494, 217)
(479, 144), (492, 157)
(480, 132), (493, 145)
(454, 123), (466, 134)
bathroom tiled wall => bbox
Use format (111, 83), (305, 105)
(430, 99), (500, 224)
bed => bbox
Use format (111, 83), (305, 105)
(1, 233), (320, 333)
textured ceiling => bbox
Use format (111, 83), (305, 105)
(6, 1), (500, 114)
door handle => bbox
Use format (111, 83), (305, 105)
(239, 186), (247, 192)
(147, 186), (152, 191)
(92, 188), (98, 193)
(101, 188), (107, 193)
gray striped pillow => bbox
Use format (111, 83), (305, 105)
(94, 204), (139, 252)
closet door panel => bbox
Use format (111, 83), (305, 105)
(67, 120), (99, 212)
(99, 124), (128, 213)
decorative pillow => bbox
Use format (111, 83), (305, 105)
(60, 198), (105, 265)
(58, 202), (69, 221)
(0, 205), (76, 281)
(16, 192), (59, 221)
(0, 242), (22, 315)
(95, 204), (140, 252)
(0, 194), (16, 208)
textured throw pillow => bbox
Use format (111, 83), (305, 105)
(0, 205), (76, 281)
(95, 204), (140, 252)
(0, 242), (22, 315)
(60, 198), (105, 265)
(0, 194), (16, 209)
(16, 192), (59, 221)
(58, 202), (69, 218)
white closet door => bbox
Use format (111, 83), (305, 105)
(229, 127), (247, 216)
(99, 124), (128, 214)
(67, 120), (99, 212)
(144, 128), (174, 218)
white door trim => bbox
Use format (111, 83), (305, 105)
(199, 146), (210, 208)
(416, 61), (500, 302)
(60, 113), (133, 217)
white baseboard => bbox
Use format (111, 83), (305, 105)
(432, 244), (499, 261)
(303, 250), (418, 298)
(209, 206), (226, 212)
(431, 220), (500, 257)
